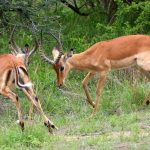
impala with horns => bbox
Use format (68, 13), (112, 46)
(0, 54), (57, 133)
(39, 32), (150, 116)
(9, 25), (38, 120)
(0, 29), (57, 133)
(9, 25), (38, 66)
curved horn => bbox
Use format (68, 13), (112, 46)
(9, 25), (22, 54)
(28, 21), (38, 57)
(48, 31), (62, 64)
(39, 30), (54, 65)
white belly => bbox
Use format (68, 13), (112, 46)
(110, 55), (137, 69)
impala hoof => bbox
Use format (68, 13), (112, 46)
(146, 101), (150, 105)
(92, 104), (95, 108)
(44, 120), (58, 134)
(17, 120), (24, 131)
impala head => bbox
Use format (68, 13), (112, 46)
(52, 47), (73, 86)
(9, 25), (38, 66)
(39, 30), (73, 87)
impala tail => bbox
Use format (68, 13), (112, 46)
(15, 66), (32, 89)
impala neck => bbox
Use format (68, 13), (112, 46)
(67, 52), (92, 71)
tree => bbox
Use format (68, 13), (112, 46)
(0, 0), (60, 32)
(60, 0), (90, 16)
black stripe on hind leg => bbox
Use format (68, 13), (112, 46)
(5, 70), (12, 86)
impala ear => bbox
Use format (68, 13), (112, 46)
(63, 49), (74, 62)
(70, 48), (74, 56)
(25, 44), (29, 48)
(23, 44), (30, 54)
(52, 47), (60, 61)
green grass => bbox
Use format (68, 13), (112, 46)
(1, 106), (150, 150)
(1, 55), (150, 149)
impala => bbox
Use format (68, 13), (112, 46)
(39, 31), (150, 116)
(0, 28), (57, 133)
(8, 25), (38, 120)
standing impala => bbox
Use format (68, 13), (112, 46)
(39, 31), (150, 116)
(0, 28), (57, 133)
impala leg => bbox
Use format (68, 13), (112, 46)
(24, 93), (33, 120)
(26, 99), (33, 120)
(92, 71), (107, 116)
(22, 88), (57, 133)
(0, 88), (24, 131)
(28, 101), (33, 120)
(139, 67), (150, 105)
(82, 72), (96, 108)
(18, 70), (57, 133)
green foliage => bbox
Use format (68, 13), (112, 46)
(114, 1), (150, 34)
(60, 0), (150, 52)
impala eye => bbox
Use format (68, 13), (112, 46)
(60, 66), (64, 72)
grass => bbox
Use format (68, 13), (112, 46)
(0, 56), (150, 149)
(1, 105), (150, 150)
